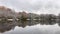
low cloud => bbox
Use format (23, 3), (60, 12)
(0, 0), (60, 15)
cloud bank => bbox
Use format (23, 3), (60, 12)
(0, 0), (60, 15)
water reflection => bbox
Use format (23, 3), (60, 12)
(0, 21), (15, 33)
(0, 20), (60, 34)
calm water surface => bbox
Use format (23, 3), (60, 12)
(0, 20), (60, 34)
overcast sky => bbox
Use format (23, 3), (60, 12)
(0, 0), (60, 15)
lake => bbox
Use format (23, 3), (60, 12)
(0, 20), (60, 34)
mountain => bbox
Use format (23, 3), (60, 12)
(0, 6), (16, 18)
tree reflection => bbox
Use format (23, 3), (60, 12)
(0, 21), (15, 33)
(0, 19), (60, 33)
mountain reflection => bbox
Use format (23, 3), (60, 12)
(0, 20), (60, 33)
(0, 21), (15, 33)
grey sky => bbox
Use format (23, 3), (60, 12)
(0, 0), (60, 15)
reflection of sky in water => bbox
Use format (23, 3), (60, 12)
(1, 24), (60, 34)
